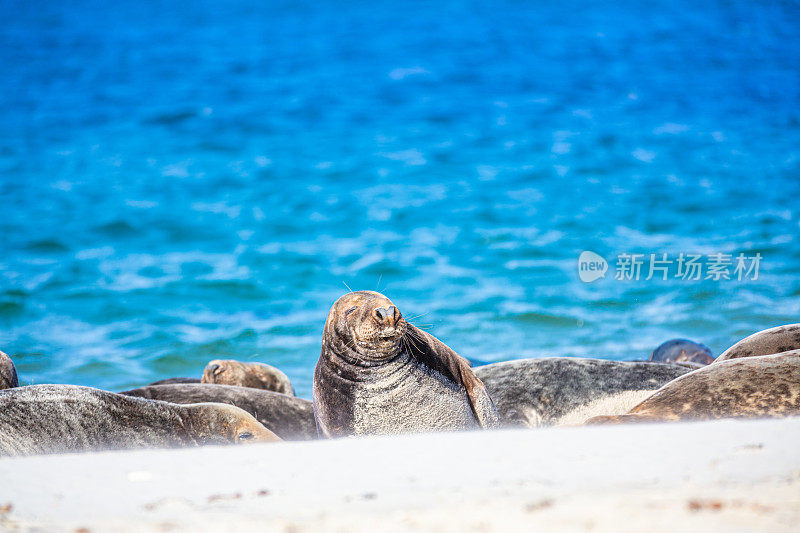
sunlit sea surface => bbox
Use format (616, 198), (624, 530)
(2, 0), (799, 396)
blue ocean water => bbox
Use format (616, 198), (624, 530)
(1, 0), (799, 397)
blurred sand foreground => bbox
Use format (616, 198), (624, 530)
(1, 418), (798, 532)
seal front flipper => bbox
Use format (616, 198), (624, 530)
(404, 324), (500, 429)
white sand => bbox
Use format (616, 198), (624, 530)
(1, 417), (799, 532)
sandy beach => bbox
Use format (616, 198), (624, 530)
(1, 417), (798, 532)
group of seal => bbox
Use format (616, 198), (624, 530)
(474, 358), (693, 428)
(2, 289), (798, 456)
(0, 385), (279, 456)
(587, 325), (800, 425)
(0, 351), (289, 456)
(310, 292), (800, 431)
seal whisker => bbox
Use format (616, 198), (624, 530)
(403, 329), (425, 356)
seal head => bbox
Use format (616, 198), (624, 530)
(313, 291), (499, 437)
(323, 290), (406, 367)
(185, 402), (281, 445)
(649, 339), (714, 366)
(0, 351), (19, 390)
(202, 359), (295, 396)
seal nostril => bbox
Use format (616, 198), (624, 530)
(388, 306), (399, 324)
(374, 307), (388, 322)
(209, 364), (220, 375)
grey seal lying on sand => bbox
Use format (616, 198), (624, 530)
(0, 351), (18, 390)
(474, 358), (693, 427)
(0, 385), (279, 457)
(202, 359), (295, 395)
(649, 339), (714, 366)
(313, 291), (499, 437)
(586, 350), (800, 424)
(120, 383), (316, 440)
(717, 323), (800, 361)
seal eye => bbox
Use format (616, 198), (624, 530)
(344, 306), (358, 316)
(237, 432), (254, 442)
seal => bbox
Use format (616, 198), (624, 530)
(313, 290), (499, 437)
(0, 350), (18, 390)
(585, 350), (800, 424)
(121, 383), (317, 440)
(148, 377), (201, 386)
(0, 384), (280, 456)
(716, 323), (800, 361)
(649, 339), (713, 366)
(474, 358), (694, 427)
(202, 359), (295, 395)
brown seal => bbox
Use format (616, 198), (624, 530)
(0, 385), (280, 456)
(313, 290), (499, 437)
(716, 323), (800, 361)
(0, 351), (18, 390)
(648, 339), (714, 365)
(120, 383), (316, 440)
(202, 359), (295, 395)
(585, 350), (800, 424)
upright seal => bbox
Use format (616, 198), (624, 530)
(717, 323), (800, 361)
(0, 385), (279, 456)
(313, 291), (499, 437)
(202, 359), (295, 395)
(0, 350), (18, 390)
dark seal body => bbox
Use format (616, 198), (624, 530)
(313, 291), (499, 437)
(717, 323), (800, 361)
(121, 383), (316, 440)
(148, 377), (201, 386)
(475, 358), (694, 427)
(586, 350), (800, 424)
(0, 351), (18, 390)
(649, 339), (714, 366)
(0, 385), (279, 457)
(202, 359), (295, 396)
